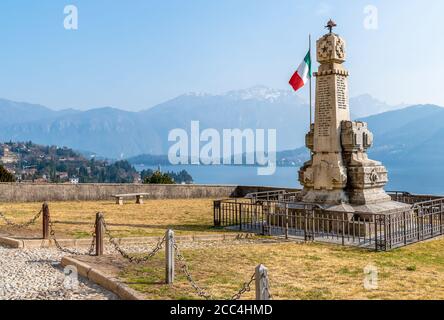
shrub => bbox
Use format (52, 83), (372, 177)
(0, 165), (15, 182)
(143, 170), (175, 184)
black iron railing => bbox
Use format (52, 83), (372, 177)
(214, 192), (444, 251)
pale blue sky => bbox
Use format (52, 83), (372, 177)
(0, 0), (442, 110)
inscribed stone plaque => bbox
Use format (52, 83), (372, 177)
(336, 75), (348, 109)
(316, 76), (332, 137)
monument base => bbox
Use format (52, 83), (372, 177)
(300, 189), (349, 205)
(300, 187), (407, 216)
(347, 187), (392, 205)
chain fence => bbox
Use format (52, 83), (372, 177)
(173, 241), (270, 300)
(0, 203), (272, 300)
(48, 216), (97, 256)
(232, 272), (256, 300)
(103, 218), (166, 263)
(0, 209), (42, 228)
(173, 242), (213, 300)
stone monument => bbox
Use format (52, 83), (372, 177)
(298, 21), (408, 214)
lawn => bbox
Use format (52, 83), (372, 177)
(0, 199), (224, 239)
(120, 237), (444, 300)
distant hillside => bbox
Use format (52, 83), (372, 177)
(362, 104), (444, 165)
(0, 141), (138, 183)
(350, 94), (404, 119)
(0, 88), (407, 158)
(262, 104), (444, 168)
(0, 98), (79, 126)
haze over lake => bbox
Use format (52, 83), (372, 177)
(135, 164), (444, 196)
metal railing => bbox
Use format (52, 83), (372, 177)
(245, 190), (302, 204)
(387, 191), (442, 204)
(214, 193), (444, 251)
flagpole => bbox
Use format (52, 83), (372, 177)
(309, 34), (312, 126)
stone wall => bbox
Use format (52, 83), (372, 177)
(0, 183), (299, 202)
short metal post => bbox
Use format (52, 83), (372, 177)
(341, 212), (345, 246)
(239, 203), (242, 231)
(42, 202), (50, 240)
(374, 215), (378, 251)
(95, 212), (104, 256)
(440, 200), (443, 235)
(255, 264), (270, 300)
(165, 229), (175, 284)
(403, 211), (407, 245)
(285, 203), (289, 239)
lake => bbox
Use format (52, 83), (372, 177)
(135, 164), (444, 196)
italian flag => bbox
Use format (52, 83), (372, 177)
(289, 51), (311, 92)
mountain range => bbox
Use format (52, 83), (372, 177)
(0, 86), (400, 159)
(272, 104), (444, 168)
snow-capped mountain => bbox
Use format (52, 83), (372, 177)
(224, 85), (306, 104)
(0, 86), (404, 158)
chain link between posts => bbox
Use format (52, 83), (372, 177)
(173, 242), (212, 300)
(48, 216), (97, 256)
(102, 218), (166, 263)
(231, 272), (256, 300)
(0, 209), (42, 228)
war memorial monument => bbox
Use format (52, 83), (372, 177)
(298, 22), (409, 215)
(214, 21), (444, 252)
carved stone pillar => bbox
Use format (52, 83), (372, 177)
(299, 32), (349, 204)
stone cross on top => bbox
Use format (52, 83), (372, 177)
(325, 19), (337, 33)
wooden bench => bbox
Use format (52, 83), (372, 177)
(113, 193), (150, 205)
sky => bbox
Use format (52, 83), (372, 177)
(0, 0), (442, 111)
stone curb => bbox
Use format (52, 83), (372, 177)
(0, 236), (24, 248)
(0, 233), (255, 249)
(61, 256), (145, 300)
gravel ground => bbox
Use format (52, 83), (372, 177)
(0, 245), (118, 300)
(0, 236), (283, 300)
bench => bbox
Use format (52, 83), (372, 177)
(113, 193), (150, 205)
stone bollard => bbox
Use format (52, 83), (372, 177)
(42, 202), (50, 240)
(165, 229), (175, 284)
(95, 212), (105, 256)
(255, 264), (271, 300)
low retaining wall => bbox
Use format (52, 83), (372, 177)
(0, 183), (299, 202)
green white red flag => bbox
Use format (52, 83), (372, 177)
(289, 51), (311, 92)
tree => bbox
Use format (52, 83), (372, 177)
(0, 165), (15, 182)
(143, 170), (175, 184)
(170, 170), (193, 184)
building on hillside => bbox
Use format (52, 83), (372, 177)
(0, 146), (18, 164)
(57, 172), (69, 180)
(22, 168), (37, 176)
(70, 177), (79, 184)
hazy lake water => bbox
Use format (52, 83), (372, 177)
(135, 164), (444, 196)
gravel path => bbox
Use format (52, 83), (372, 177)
(0, 245), (118, 300)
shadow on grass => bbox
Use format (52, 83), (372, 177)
(52, 220), (229, 233)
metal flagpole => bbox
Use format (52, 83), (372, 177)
(309, 34), (312, 126)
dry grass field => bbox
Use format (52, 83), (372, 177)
(121, 238), (444, 300)
(0, 199), (222, 238)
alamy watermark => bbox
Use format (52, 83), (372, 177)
(363, 264), (378, 290)
(64, 5), (78, 30)
(63, 265), (79, 290)
(363, 5), (378, 30)
(168, 121), (277, 176)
